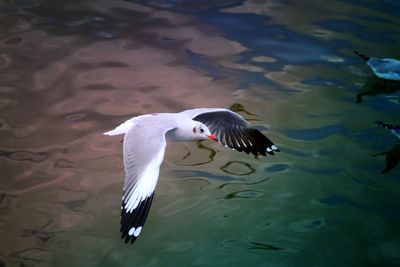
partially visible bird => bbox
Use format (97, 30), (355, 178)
(376, 121), (400, 139)
(355, 75), (400, 103)
(104, 108), (279, 244)
(374, 144), (400, 174)
(354, 51), (400, 81)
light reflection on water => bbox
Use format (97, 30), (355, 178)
(1, 0), (400, 267)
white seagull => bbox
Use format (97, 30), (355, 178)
(354, 51), (400, 81)
(104, 108), (279, 243)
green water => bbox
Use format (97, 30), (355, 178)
(1, 0), (400, 266)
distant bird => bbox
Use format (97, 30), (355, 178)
(104, 108), (279, 243)
(354, 51), (400, 81)
(376, 121), (400, 139)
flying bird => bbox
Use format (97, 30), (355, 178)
(104, 108), (279, 243)
(376, 121), (400, 139)
(354, 51), (400, 81)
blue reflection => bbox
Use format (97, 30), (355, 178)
(186, 50), (225, 80)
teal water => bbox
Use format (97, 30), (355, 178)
(1, 0), (400, 266)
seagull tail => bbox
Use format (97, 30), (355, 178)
(103, 129), (123, 136)
(354, 51), (370, 61)
(103, 120), (135, 136)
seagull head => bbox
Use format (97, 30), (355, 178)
(192, 122), (217, 141)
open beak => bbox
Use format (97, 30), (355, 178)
(207, 134), (217, 141)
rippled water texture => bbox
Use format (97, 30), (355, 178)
(1, 0), (400, 266)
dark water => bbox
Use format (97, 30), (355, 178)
(1, 0), (400, 266)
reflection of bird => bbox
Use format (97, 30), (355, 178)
(374, 144), (400, 174)
(229, 103), (256, 116)
(104, 108), (279, 243)
(354, 51), (400, 81)
(376, 121), (400, 139)
(355, 75), (400, 103)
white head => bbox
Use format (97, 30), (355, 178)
(191, 121), (216, 141)
(169, 120), (217, 142)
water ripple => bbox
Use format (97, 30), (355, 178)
(217, 177), (270, 189)
(220, 189), (263, 200)
(319, 195), (400, 220)
(289, 218), (325, 233)
(6, 0), (41, 9)
(220, 161), (256, 176)
(315, 19), (395, 43)
(220, 238), (285, 251)
(0, 98), (17, 109)
(0, 53), (12, 69)
(265, 164), (290, 173)
(175, 141), (217, 166)
(54, 159), (75, 168)
(284, 123), (348, 140)
(0, 150), (48, 163)
(89, 31), (119, 39)
(173, 170), (236, 182)
(64, 113), (86, 121)
(297, 166), (342, 176)
(10, 248), (51, 265)
(0, 193), (13, 218)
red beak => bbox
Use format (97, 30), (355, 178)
(208, 134), (217, 141)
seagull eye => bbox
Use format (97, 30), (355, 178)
(200, 128), (204, 133)
(192, 127), (196, 133)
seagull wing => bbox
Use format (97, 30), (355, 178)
(376, 121), (400, 138)
(181, 108), (279, 156)
(120, 123), (175, 243)
(368, 58), (400, 81)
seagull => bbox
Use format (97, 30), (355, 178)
(376, 121), (400, 139)
(354, 51), (400, 81)
(104, 108), (279, 243)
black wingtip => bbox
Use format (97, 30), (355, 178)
(376, 121), (392, 129)
(375, 121), (400, 131)
(245, 128), (279, 156)
(120, 193), (154, 244)
(266, 145), (280, 155)
(354, 50), (370, 61)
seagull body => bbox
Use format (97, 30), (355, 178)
(104, 108), (279, 243)
(354, 51), (400, 81)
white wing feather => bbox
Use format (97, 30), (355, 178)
(103, 118), (136, 136)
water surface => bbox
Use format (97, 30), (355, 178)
(1, 0), (400, 267)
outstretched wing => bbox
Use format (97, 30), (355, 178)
(181, 108), (279, 156)
(376, 121), (400, 138)
(120, 124), (174, 243)
(354, 51), (400, 81)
